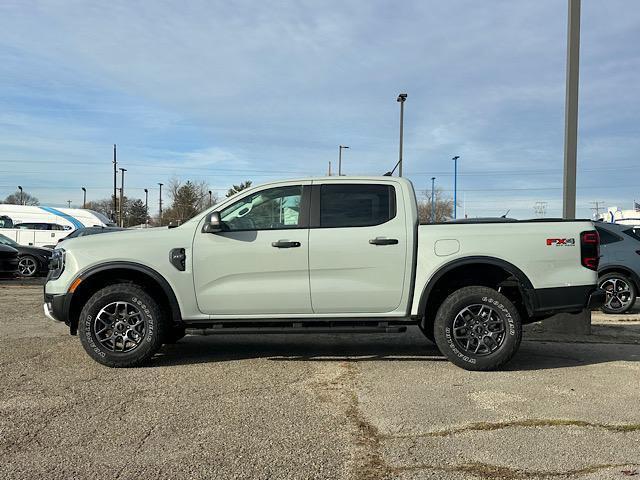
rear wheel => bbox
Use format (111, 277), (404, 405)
(18, 255), (38, 277)
(78, 283), (167, 367)
(433, 286), (522, 371)
(600, 273), (636, 314)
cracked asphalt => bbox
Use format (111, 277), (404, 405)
(1, 285), (639, 479)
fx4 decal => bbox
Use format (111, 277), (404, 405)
(546, 238), (575, 246)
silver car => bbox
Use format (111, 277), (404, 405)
(595, 222), (640, 313)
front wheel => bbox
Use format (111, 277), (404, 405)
(78, 283), (167, 367)
(433, 286), (522, 371)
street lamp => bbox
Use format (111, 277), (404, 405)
(81, 187), (86, 208)
(452, 156), (460, 219)
(431, 177), (436, 223)
(338, 145), (349, 176)
(119, 168), (127, 227)
(112, 144), (117, 222)
(17, 186), (23, 205)
(397, 93), (407, 177)
(208, 190), (213, 207)
(158, 183), (164, 225)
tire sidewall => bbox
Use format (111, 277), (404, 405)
(434, 287), (521, 371)
(79, 286), (163, 366)
(599, 273), (636, 314)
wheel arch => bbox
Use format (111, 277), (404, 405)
(68, 262), (182, 335)
(417, 256), (535, 334)
(598, 266), (640, 292)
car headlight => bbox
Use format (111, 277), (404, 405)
(48, 248), (65, 280)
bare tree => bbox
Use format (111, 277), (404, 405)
(417, 188), (454, 223)
(3, 190), (39, 206)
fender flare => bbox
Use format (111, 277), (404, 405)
(416, 256), (535, 316)
(71, 261), (182, 324)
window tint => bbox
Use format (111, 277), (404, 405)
(220, 185), (303, 231)
(320, 184), (395, 228)
(596, 227), (622, 245)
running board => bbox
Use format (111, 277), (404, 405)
(185, 321), (408, 335)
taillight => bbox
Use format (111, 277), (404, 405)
(580, 230), (599, 271)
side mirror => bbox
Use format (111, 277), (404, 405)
(202, 211), (224, 233)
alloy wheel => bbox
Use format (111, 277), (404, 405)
(94, 301), (147, 353)
(452, 304), (507, 356)
(601, 277), (633, 312)
(18, 257), (37, 276)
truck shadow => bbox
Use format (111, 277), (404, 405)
(152, 326), (640, 371)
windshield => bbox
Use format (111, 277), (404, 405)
(0, 234), (19, 247)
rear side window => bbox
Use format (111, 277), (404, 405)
(596, 227), (622, 245)
(320, 184), (396, 228)
(623, 227), (640, 242)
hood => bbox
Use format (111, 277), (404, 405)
(18, 245), (52, 257)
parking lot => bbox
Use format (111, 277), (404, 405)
(1, 284), (639, 480)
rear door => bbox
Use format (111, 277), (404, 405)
(308, 181), (408, 314)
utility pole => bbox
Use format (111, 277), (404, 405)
(112, 144), (117, 222)
(158, 183), (163, 225)
(17, 185), (23, 205)
(67, 200), (72, 208)
(81, 187), (86, 208)
(590, 200), (605, 219)
(338, 145), (349, 176)
(119, 168), (127, 227)
(431, 177), (436, 223)
(328, 161), (332, 176)
(562, 0), (581, 219)
(534, 201), (548, 218)
(397, 93), (407, 177)
(144, 188), (149, 224)
(452, 156), (460, 219)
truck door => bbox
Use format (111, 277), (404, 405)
(308, 181), (408, 314)
(193, 183), (312, 315)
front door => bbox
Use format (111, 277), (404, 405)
(308, 182), (408, 314)
(193, 183), (311, 316)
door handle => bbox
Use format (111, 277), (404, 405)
(369, 237), (399, 246)
(272, 240), (301, 248)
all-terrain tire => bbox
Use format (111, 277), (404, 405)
(78, 283), (167, 367)
(433, 286), (522, 371)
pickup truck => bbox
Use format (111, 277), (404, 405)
(44, 176), (604, 370)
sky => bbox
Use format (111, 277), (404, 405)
(0, 0), (639, 218)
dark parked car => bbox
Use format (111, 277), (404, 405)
(595, 222), (640, 313)
(0, 244), (19, 276)
(0, 234), (52, 277)
(57, 226), (125, 244)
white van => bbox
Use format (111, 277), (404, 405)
(0, 205), (114, 247)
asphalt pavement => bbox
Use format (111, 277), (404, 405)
(0, 285), (638, 479)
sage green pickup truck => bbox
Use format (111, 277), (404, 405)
(44, 176), (604, 370)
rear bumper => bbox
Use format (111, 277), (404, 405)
(530, 285), (603, 316)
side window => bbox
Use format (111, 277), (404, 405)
(622, 227), (640, 242)
(320, 184), (395, 228)
(596, 227), (622, 245)
(220, 185), (303, 231)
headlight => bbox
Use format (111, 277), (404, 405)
(48, 248), (65, 280)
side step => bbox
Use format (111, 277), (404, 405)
(185, 321), (408, 335)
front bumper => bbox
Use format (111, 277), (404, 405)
(43, 292), (72, 325)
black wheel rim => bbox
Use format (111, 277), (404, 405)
(94, 301), (146, 353)
(601, 277), (633, 312)
(452, 304), (506, 356)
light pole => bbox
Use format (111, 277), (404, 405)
(208, 190), (213, 207)
(17, 186), (23, 205)
(338, 145), (349, 176)
(81, 187), (86, 208)
(119, 168), (127, 227)
(452, 156), (460, 219)
(112, 144), (117, 222)
(397, 93), (407, 177)
(158, 183), (163, 225)
(144, 188), (149, 224)
(431, 177), (436, 223)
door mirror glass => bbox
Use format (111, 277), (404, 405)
(202, 211), (225, 233)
